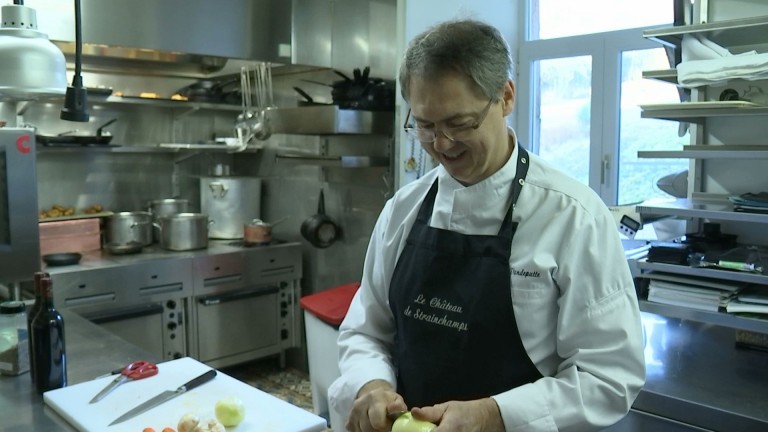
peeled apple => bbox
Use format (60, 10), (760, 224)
(214, 396), (246, 427)
(392, 412), (437, 432)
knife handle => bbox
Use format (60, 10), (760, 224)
(180, 369), (217, 392)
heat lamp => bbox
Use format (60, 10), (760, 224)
(0, 0), (89, 122)
(0, 1), (67, 101)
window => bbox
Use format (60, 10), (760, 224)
(518, 0), (686, 206)
(530, 0), (675, 40)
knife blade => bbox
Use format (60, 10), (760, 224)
(108, 369), (217, 426)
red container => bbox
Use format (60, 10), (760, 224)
(300, 282), (361, 327)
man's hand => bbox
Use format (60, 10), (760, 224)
(411, 398), (505, 432)
(346, 380), (408, 432)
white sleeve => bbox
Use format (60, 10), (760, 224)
(328, 199), (400, 423)
(493, 207), (646, 431)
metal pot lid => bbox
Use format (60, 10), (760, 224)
(111, 211), (152, 218)
(159, 212), (208, 221)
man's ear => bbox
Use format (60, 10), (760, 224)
(502, 79), (515, 116)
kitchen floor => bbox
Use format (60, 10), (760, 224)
(222, 357), (333, 432)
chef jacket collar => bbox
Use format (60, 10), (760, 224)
(434, 128), (520, 230)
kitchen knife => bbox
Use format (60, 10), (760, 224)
(108, 369), (217, 426)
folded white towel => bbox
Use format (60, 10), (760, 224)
(681, 34), (731, 62)
(677, 52), (768, 88)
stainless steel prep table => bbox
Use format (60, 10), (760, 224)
(612, 312), (768, 431)
(0, 309), (159, 432)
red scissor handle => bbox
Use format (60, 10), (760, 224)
(122, 360), (159, 380)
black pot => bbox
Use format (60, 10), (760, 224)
(301, 189), (339, 249)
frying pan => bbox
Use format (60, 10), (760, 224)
(105, 241), (143, 255)
(293, 87), (332, 107)
(177, 77), (241, 104)
(42, 252), (82, 266)
(36, 118), (118, 145)
(301, 189), (340, 249)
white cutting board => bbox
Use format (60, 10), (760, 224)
(44, 357), (327, 432)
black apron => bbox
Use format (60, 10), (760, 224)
(388, 147), (543, 408)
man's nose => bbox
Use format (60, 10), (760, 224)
(432, 131), (454, 151)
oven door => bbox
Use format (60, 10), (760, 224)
(195, 286), (279, 363)
(85, 303), (165, 358)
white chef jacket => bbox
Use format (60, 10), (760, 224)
(328, 132), (646, 431)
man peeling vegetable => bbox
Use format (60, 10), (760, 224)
(328, 19), (645, 432)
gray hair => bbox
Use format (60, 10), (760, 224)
(399, 19), (512, 103)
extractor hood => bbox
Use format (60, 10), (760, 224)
(33, 0), (289, 77)
(30, 0), (396, 79)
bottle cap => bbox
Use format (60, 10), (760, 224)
(0, 301), (26, 315)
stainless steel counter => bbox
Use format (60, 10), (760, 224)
(42, 239), (300, 274)
(0, 309), (159, 432)
(626, 312), (768, 431)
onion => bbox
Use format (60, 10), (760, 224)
(177, 413), (199, 432)
(392, 412), (437, 432)
(214, 396), (246, 427)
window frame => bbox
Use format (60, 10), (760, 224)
(516, 4), (671, 205)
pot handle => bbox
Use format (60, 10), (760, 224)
(153, 222), (162, 233)
(130, 221), (150, 229)
(208, 182), (228, 199)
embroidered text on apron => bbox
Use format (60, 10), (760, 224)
(388, 147), (543, 408)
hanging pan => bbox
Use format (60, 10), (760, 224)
(301, 189), (339, 249)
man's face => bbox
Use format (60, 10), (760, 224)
(406, 72), (515, 186)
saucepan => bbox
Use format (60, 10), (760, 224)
(301, 189), (340, 249)
(243, 216), (288, 245)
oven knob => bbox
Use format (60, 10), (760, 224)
(168, 322), (177, 331)
(281, 310), (288, 317)
(281, 329), (289, 340)
(173, 352), (182, 359)
(166, 300), (177, 309)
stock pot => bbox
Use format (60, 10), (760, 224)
(105, 211), (152, 247)
(154, 213), (211, 251)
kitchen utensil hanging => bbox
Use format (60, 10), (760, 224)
(235, 62), (274, 148)
(301, 189), (339, 249)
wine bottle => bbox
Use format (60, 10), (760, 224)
(27, 271), (48, 385)
(30, 276), (67, 394)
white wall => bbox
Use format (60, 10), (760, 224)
(394, 0), (520, 189)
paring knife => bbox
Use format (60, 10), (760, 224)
(108, 369), (217, 426)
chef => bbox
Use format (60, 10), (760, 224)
(328, 19), (645, 432)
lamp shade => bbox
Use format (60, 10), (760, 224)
(0, 5), (66, 101)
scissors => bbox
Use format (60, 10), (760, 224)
(89, 360), (159, 404)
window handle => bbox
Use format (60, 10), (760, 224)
(601, 155), (611, 185)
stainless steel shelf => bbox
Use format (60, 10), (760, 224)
(641, 69), (679, 85)
(268, 106), (394, 135)
(275, 153), (389, 168)
(643, 15), (768, 48)
(636, 197), (768, 223)
(38, 144), (260, 153)
(635, 259), (768, 285)
(638, 145), (768, 159)
(639, 300), (768, 333)
(640, 102), (768, 123)
(38, 95), (243, 112)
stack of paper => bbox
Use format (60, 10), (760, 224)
(646, 272), (744, 312)
(726, 285), (768, 315)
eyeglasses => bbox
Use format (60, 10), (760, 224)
(403, 98), (494, 142)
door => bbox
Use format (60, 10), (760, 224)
(86, 304), (165, 358)
(195, 287), (279, 362)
